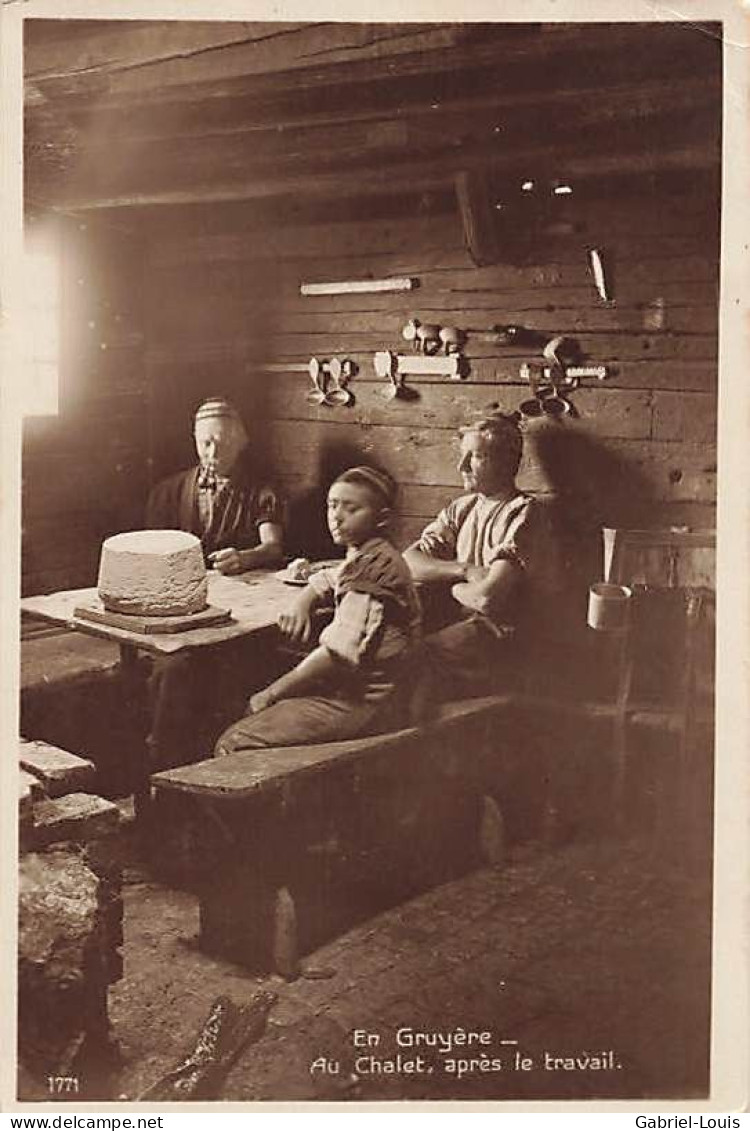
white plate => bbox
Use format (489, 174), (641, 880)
(274, 560), (342, 586)
(274, 570), (309, 586)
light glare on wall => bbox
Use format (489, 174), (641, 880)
(23, 240), (59, 417)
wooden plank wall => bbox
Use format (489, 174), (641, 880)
(21, 217), (148, 595)
(145, 181), (718, 560)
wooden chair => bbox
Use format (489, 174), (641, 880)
(599, 527), (715, 836)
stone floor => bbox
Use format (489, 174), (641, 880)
(108, 822), (712, 1105)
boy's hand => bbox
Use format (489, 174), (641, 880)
(278, 608), (313, 643)
(247, 688), (277, 715)
(278, 587), (319, 642)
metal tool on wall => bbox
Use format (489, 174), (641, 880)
(518, 369), (579, 419)
(300, 277), (417, 296)
(522, 362), (609, 383)
(491, 324), (549, 348)
(306, 357), (355, 406)
(375, 354), (418, 401)
(256, 357), (356, 407)
(518, 335), (609, 419)
(464, 323), (561, 351)
(402, 318), (466, 356)
(374, 349), (467, 399)
(587, 247), (614, 304)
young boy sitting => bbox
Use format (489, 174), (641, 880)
(214, 466), (421, 755)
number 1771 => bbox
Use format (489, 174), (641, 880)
(47, 1076), (79, 1094)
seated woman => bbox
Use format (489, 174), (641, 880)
(214, 466), (421, 755)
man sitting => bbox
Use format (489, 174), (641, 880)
(146, 396), (284, 574)
(144, 397), (285, 769)
(403, 411), (569, 705)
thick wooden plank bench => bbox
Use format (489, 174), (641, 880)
(20, 625), (139, 797)
(20, 624), (121, 694)
(150, 694), (532, 975)
(148, 582), (714, 977)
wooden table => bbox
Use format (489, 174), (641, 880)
(20, 571), (298, 654)
(21, 571), (302, 816)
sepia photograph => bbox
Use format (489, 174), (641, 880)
(4, 3), (747, 1112)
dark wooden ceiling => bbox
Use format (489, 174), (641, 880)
(24, 19), (723, 225)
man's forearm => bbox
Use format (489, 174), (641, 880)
(403, 546), (468, 584)
(264, 646), (337, 703)
(452, 558), (519, 618)
(451, 581), (492, 616)
(238, 542), (284, 570)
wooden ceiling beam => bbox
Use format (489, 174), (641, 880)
(24, 21), (722, 220)
(30, 97), (719, 208)
(29, 72), (721, 154)
(26, 41), (722, 201)
(24, 20), (309, 79)
(141, 169), (717, 234)
(25, 21), (478, 101)
(26, 21), (717, 113)
(42, 139), (719, 215)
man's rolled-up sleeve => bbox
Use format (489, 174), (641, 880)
(319, 591), (384, 667)
(415, 507), (457, 560)
(255, 484), (285, 529)
(486, 500), (549, 574)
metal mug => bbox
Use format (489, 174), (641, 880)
(587, 582), (632, 632)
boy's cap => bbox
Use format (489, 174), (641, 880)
(338, 465), (396, 508)
(194, 397), (243, 425)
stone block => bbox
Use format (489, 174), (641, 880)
(20, 769), (45, 803)
(19, 773), (37, 847)
(20, 739), (97, 798)
(19, 773), (35, 820)
(32, 793), (120, 848)
(18, 844), (122, 1097)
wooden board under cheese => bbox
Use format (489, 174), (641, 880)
(73, 602), (232, 635)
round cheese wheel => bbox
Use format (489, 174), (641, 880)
(97, 530), (208, 616)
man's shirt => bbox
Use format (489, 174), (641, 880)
(416, 491), (570, 646)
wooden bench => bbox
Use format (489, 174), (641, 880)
(20, 624), (133, 796)
(150, 638), (712, 978)
(144, 522), (716, 975)
(149, 694), (546, 974)
(148, 592), (715, 978)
